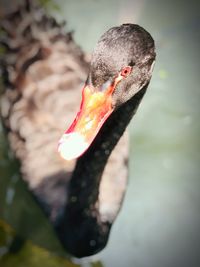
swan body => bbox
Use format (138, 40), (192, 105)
(0, 1), (155, 258)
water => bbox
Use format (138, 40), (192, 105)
(0, 0), (200, 266)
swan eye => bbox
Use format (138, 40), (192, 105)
(120, 66), (132, 78)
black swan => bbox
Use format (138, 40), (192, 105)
(0, 1), (156, 258)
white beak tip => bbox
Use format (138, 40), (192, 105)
(58, 133), (88, 161)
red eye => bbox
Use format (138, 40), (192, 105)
(121, 66), (132, 78)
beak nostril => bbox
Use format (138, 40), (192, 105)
(100, 80), (112, 91)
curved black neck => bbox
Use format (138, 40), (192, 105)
(56, 84), (148, 257)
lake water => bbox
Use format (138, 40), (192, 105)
(0, 0), (200, 266)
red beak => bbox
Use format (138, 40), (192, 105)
(58, 77), (122, 160)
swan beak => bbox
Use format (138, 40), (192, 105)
(58, 83), (116, 160)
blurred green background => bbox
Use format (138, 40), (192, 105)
(0, 0), (200, 266)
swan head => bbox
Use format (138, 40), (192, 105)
(58, 24), (156, 160)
